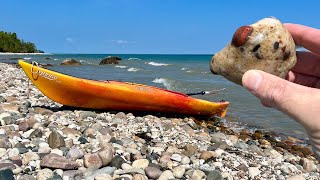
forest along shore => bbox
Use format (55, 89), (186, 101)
(0, 62), (318, 179)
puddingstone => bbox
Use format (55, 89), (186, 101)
(210, 17), (296, 85)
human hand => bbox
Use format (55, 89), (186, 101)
(242, 23), (320, 159)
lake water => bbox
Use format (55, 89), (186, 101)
(0, 54), (306, 138)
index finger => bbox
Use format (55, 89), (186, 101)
(284, 23), (320, 55)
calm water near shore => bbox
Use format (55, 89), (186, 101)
(0, 54), (306, 138)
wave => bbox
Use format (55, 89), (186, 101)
(127, 67), (140, 72)
(23, 57), (31, 60)
(152, 78), (173, 90)
(54, 59), (59, 61)
(147, 62), (170, 66)
(181, 67), (188, 71)
(128, 58), (141, 61)
(115, 65), (127, 68)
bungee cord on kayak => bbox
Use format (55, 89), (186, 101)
(186, 88), (226, 96)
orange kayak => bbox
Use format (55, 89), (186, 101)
(19, 60), (229, 117)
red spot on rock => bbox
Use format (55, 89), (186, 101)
(232, 26), (253, 47)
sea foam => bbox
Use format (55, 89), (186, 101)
(128, 58), (141, 61)
(152, 78), (173, 90)
(127, 68), (140, 72)
(147, 62), (169, 66)
(23, 57), (31, 60)
(115, 65), (127, 68)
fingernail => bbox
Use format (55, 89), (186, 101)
(242, 70), (262, 92)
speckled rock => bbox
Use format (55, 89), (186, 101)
(158, 170), (174, 180)
(98, 145), (114, 166)
(40, 153), (78, 170)
(37, 168), (53, 180)
(132, 159), (149, 169)
(47, 131), (65, 149)
(173, 165), (185, 178)
(210, 17), (296, 85)
(145, 166), (162, 179)
(84, 153), (103, 169)
(191, 170), (206, 180)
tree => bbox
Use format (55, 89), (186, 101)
(0, 31), (43, 53)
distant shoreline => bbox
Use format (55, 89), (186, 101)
(0, 52), (51, 55)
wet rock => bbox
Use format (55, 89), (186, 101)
(61, 59), (81, 66)
(48, 131), (65, 149)
(99, 56), (122, 65)
(40, 153), (78, 170)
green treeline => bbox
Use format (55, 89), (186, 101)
(0, 31), (43, 53)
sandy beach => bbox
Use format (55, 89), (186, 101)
(0, 62), (319, 179)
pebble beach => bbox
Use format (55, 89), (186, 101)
(0, 62), (319, 180)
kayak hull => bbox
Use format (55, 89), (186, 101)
(19, 60), (229, 117)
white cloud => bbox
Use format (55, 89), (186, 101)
(112, 40), (136, 44)
(66, 37), (73, 43)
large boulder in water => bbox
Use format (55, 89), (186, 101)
(61, 59), (82, 66)
(99, 56), (122, 65)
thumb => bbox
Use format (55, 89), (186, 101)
(242, 70), (319, 129)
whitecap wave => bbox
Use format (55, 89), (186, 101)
(128, 58), (141, 61)
(115, 65), (127, 69)
(152, 78), (173, 90)
(127, 68), (139, 72)
(181, 67), (188, 71)
(23, 57), (31, 60)
(147, 62), (169, 66)
(54, 59), (59, 61)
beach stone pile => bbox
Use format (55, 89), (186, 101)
(0, 63), (319, 179)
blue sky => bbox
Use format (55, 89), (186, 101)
(1, 0), (319, 54)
